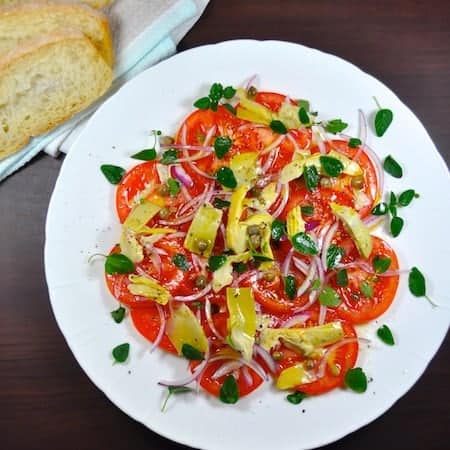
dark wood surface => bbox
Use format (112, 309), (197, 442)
(1, 1), (449, 449)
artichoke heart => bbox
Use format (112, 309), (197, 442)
(127, 274), (170, 305)
(226, 183), (249, 254)
(235, 88), (273, 125)
(230, 152), (258, 187)
(244, 182), (278, 211)
(279, 157), (306, 184)
(286, 206), (305, 238)
(120, 228), (144, 263)
(212, 252), (250, 293)
(123, 201), (161, 232)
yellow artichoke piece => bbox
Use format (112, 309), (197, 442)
(235, 88), (273, 125)
(244, 182), (278, 211)
(123, 201), (161, 233)
(212, 252), (250, 293)
(120, 229), (144, 263)
(230, 152), (258, 187)
(279, 157), (306, 184)
(276, 363), (316, 390)
(286, 206), (305, 238)
(127, 274), (171, 305)
(275, 102), (302, 130)
(226, 183), (249, 254)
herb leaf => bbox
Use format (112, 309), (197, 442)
(377, 325), (395, 345)
(208, 255), (227, 272)
(398, 189), (417, 207)
(301, 205), (314, 216)
(344, 367), (368, 393)
(234, 262), (247, 273)
(214, 136), (233, 159)
(291, 232), (319, 255)
(213, 198), (231, 209)
(216, 167), (237, 189)
(270, 120), (288, 134)
(161, 148), (178, 164)
(286, 391), (307, 405)
(409, 267), (426, 297)
(181, 343), (204, 361)
(167, 178), (181, 196)
(131, 148), (157, 161)
(161, 386), (194, 412)
(284, 275), (297, 300)
(304, 165), (320, 192)
(223, 103), (236, 115)
(111, 306), (126, 323)
(375, 108), (393, 137)
(172, 253), (190, 271)
(336, 269), (348, 287)
(193, 97), (211, 110)
(319, 285), (341, 307)
(297, 99), (310, 111)
(360, 280), (374, 298)
(100, 164), (125, 185)
(326, 245), (344, 269)
(223, 86), (236, 99)
(105, 253), (134, 275)
(271, 219), (286, 241)
(252, 253), (274, 262)
(372, 255), (391, 274)
(371, 202), (388, 216)
(325, 119), (348, 134)
(209, 82), (223, 101)
(348, 138), (362, 148)
(112, 343), (130, 363)
(298, 107), (310, 125)
(383, 155), (403, 178)
(390, 216), (404, 237)
(320, 156), (344, 177)
(219, 375), (239, 404)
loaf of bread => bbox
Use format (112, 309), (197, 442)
(0, 0), (112, 8)
(0, 31), (113, 160)
(0, 2), (113, 65)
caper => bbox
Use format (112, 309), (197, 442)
(248, 186), (262, 198)
(272, 351), (283, 361)
(159, 135), (174, 146)
(158, 183), (169, 196)
(351, 175), (365, 190)
(247, 85), (257, 98)
(196, 239), (209, 253)
(249, 234), (261, 248)
(195, 274), (207, 289)
(247, 225), (260, 236)
(159, 207), (171, 219)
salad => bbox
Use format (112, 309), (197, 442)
(101, 80), (423, 407)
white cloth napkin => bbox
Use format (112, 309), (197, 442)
(0, 0), (208, 182)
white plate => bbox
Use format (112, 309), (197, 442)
(45, 40), (450, 450)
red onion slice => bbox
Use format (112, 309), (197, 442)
(282, 247), (295, 277)
(171, 164), (194, 188)
(320, 221), (339, 270)
(254, 344), (278, 374)
(295, 258), (317, 297)
(205, 298), (224, 341)
(279, 313), (310, 329)
(271, 183), (289, 219)
(172, 284), (212, 302)
(149, 304), (166, 353)
(211, 360), (243, 380)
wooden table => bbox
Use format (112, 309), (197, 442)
(1, 1), (449, 449)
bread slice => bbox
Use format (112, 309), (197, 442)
(0, 31), (112, 160)
(0, 2), (113, 66)
(0, 0), (113, 9)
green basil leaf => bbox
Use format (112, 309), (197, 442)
(193, 97), (211, 110)
(304, 165), (319, 192)
(284, 275), (297, 300)
(213, 198), (231, 209)
(160, 148), (179, 164)
(270, 119), (288, 134)
(298, 107), (310, 125)
(223, 86), (236, 99)
(209, 82), (223, 101)
(172, 253), (190, 271)
(112, 343), (130, 363)
(234, 262), (247, 273)
(319, 285), (341, 307)
(286, 391), (307, 405)
(348, 138), (362, 148)
(336, 269), (348, 287)
(326, 245), (344, 269)
(111, 306), (126, 324)
(320, 156), (344, 178)
(371, 202), (388, 216)
(398, 189), (417, 207)
(409, 267), (426, 297)
(252, 253), (274, 262)
(390, 216), (404, 237)
(297, 99), (310, 111)
(181, 343), (204, 361)
(389, 191), (397, 207)
(223, 103), (237, 115)
(325, 119), (348, 134)
(375, 108), (393, 137)
(344, 367), (368, 393)
(219, 375), (239, 404)
(360, 280), (374, 298)
(105, 253), (135, 275)
(210, 100), (219, 112)
(131, 148), (157, 161)
(208, 255), (227, 272)
(216, 167), (237, 189)
(383, 155), (403, 178)
(310, 279), (321, 291)
(214, 136), (233, 159)
(161, 385), (194, 412)
(291, 232), (319, 255)
(167, 178), (181, 196)
(372, 255), (391, 274)
(100, 164), (125, 185)
(300, 205), (314, 217)
(377, 325), (395, 346)
(271, 219), (286, 241)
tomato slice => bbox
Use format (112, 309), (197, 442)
(330, 235), (399, 324)
(274, 310), (358, 396)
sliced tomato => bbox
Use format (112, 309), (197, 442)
(274, 311), (358, 396)
(330, 235), (399, 324)
(254, 91), (291, 112)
